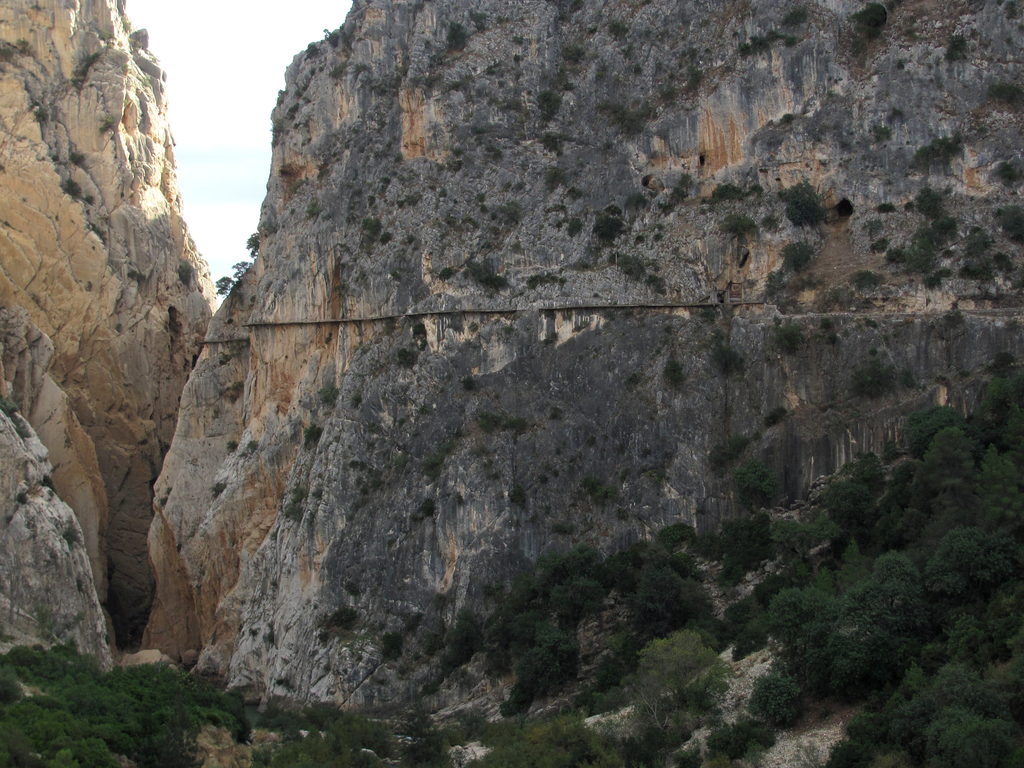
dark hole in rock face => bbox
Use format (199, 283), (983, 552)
(738, 248), (750, 267)
(836, 198), (854, 217)
(642, 174), (654, 187)
(698, 154), (706, 167)
(167, 305), (181, 335)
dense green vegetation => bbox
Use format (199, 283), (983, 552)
(0, 645), (246, 768)
(252, 705), (397, 767)
(434, 367), (1024, 767)
(7, 369), (1024, 767)
(0, 648), (433, 768)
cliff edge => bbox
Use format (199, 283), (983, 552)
(0, 0), (214, 647)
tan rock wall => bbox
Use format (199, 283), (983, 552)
(0, 0), (213, 644)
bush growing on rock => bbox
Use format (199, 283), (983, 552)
(381, 631), (403, 660)
(663, 357), (686, 387)
(630, 562), (705, 638)
(750, 670), (803, 726)
(782, 7), (809, 27)
(988, 81), (1024, 107)
(501, 623), (579, 714)
(720, 214), (758, 239)
(780, 182), (826, 226)
(303, 424), (323, 447)
(850, 3), (887, 39)
(850, 354), (896, 398)
(851, 270), (880, 291)
(913, 135), (963, 169)
(734, 462), (779, 510)
(996, 161), (1022, 185)
(709, 434), (750, 474)
(321, 605), (358, 631)
(0, 668), (20, 705)
(712, 340), (745, 376)
(710, 183), (747, 202)
(772, 322), (804, 353)
(442, 609), (484, 672)
(782, 241), (815, 271)
(719, 511), (776, 581)
(0, 645), (247, 767)
(593, 206), (625, 243)
(474, 715), (620, 768)
(996, 205), (1024, 242)
(465, 259), (510, 292)
(905, 406), (964, 458)
(707, 719), (776, 760)
(447, 22), (469, 51)
(537, 90), (561, 121)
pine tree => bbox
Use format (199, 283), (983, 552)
(978, 445), (1024, 530)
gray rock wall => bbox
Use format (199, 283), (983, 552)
(147, 0), (1024, 707)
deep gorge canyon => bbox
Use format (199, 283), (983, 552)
(2, 0), (1024, 738)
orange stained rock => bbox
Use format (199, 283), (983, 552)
(399, 88), (448, 162)
(698, 106), (746, 175)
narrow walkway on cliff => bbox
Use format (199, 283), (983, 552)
(199, 301), (1024, 344)
(199, 299), (765, 343)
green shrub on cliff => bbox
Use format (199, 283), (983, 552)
(782, 241), (816, 272)
(850, 3), (887, 40)
(734, 461), (779, 509)
(780, 181), (826, 227)
(997, 205), (1024, 242)
(750, 670), (802, 726)
(447, 22), (469, 52)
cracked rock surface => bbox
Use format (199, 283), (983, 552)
(146, 0), (1023, 708)
(0, 0), (214, 646)
(0, 310), (109, 661)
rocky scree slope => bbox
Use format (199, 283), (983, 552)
(0, 0), (214, 647)
(147, 0), (1024, 709)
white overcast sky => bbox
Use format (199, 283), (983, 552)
(128, 0), (353, 283)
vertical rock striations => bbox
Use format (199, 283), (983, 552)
(0, 309), (109, 661)
(149, 0), (1023, 707)
(0, 0), (214, 646)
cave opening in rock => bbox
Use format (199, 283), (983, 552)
(835, 198), (854, 217)
(167, 305), (181, 335)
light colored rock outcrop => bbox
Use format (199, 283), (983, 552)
(147, 0), (1024, 707)
(684, 646), (849, 767)
(0, 324), (109, 660)
(0, 0), (214, 644)
(449, 742), (491, 768)
(1, 307), (107, 602)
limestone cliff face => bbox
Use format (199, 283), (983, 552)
(148, 0), (1024, 707)
(0, 309), (110, 661)
(0, 0), (214, 644)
